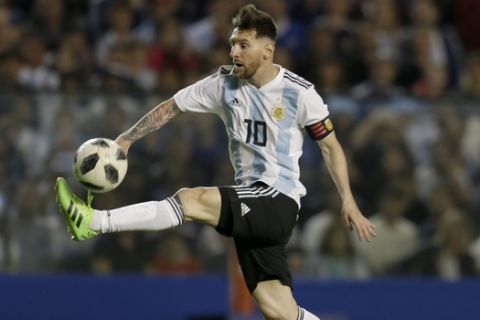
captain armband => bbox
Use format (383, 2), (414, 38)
(305, 117), (334, 140)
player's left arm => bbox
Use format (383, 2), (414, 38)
(317, 132), (376, 242)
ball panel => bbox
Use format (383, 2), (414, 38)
(104, 164), (119, 184)
(91, 138), (110, 148)
(80, 153), (99, 174)
(79, 180), (105, 191)
(116, 149), (127, 160)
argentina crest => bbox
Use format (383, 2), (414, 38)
(271, 103), (286, 121)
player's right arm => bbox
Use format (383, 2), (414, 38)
(115, 97), (181, 154)
(115, 68), (224, 154)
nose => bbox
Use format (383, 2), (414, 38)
(230, 44), (239, 59)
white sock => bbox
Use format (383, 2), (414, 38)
(298, 307), (320, 320)
(90, 197), (185, 233)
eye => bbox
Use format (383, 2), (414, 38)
(240, 43), (249, 49)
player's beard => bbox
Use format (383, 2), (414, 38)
(235, 59), (261, 80)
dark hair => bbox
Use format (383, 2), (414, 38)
(232, 4), (277, 41)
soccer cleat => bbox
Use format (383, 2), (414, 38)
(55, 177), (98, 241)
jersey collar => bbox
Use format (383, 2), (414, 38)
(245, 64), (285, 91)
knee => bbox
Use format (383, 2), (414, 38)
(174, 187), (221, 225)
(174, 188), (198, 215)
(175, 187), (194, 201)
(175, 187), (207, 206)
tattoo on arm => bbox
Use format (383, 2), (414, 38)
(121, 98), (181, 142)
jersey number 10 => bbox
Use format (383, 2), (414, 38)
(244, 119), (267, 146)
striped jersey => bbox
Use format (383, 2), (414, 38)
(173, 65), (329, 207)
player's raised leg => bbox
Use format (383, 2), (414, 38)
(55, 177), (222, 241)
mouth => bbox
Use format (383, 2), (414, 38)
(233, 62), (244, 72)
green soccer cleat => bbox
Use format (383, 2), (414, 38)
(55, 177), (98, 241)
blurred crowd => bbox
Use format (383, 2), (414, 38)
(0, 0), (480, 281)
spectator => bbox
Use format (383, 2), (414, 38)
(356, 188), (419, 275)
(301, 189), (340, 255)
(196, 226), (228, 273)
(312, 57), (347, 97)
(30, 0), (68, 50)
(17, 34), (60, 91)
(135, 0), (183, 43)
(183, 0), (238, 54)
(462, 113), (480, 185)
(0, 5), (22, 57)
(151, 230), (203, 274)
(258, 0), (308, 59)
(460, 51), (480, 102)
(56, 30), (94, 92)
(315, 0), (354, 35)
(396, 209), (476, 279)
(399, 0), (463, 89)
(91, 232), (151, 273)
(455, 0), (480, 52)
(415, 108), (473, 209)
(305, 217), (369, 279)
(147, 18), (199, 76)
(363, 0), (403, 62)
(433, 210), (476, 279)
(95, 2), (141, 66)
(310, 57), (362, 149)
(286, 246), (308, 276)
(8, 180), (56, 272)
(411, 63), (451, 100)
(350, 110), (413, 212)
(0, 53), (22, 92)
(351, 57), (407, 115)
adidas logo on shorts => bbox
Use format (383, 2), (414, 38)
(240, 202), (251, 216)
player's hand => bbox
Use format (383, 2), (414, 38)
(342, 199), (376, 242)
(114, 135), (132, 156)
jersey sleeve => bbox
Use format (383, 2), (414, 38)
(297, 87), (330, 127)
(173, 71), (223, 114)
(297, 88), (334, 140)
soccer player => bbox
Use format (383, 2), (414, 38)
(56, 4), (376, 320)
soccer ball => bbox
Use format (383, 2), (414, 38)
(73, 138), (128, 193)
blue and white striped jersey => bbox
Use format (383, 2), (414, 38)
(173, 65), (329, 207)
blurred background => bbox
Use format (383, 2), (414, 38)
(0, 0), (479, 319)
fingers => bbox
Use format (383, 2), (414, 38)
(355, 218), (376, 242)
(343, 214), (353, 231)
(343, 209), (376, 242)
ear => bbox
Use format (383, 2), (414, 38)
(263, 42), (275, 60)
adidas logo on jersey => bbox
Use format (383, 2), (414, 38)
(230, 97), (240, 107)
(240, 202), (251, 216)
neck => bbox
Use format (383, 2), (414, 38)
(248, 63), (279, 88)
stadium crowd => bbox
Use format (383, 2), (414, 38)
(0, 0), (480, 280)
